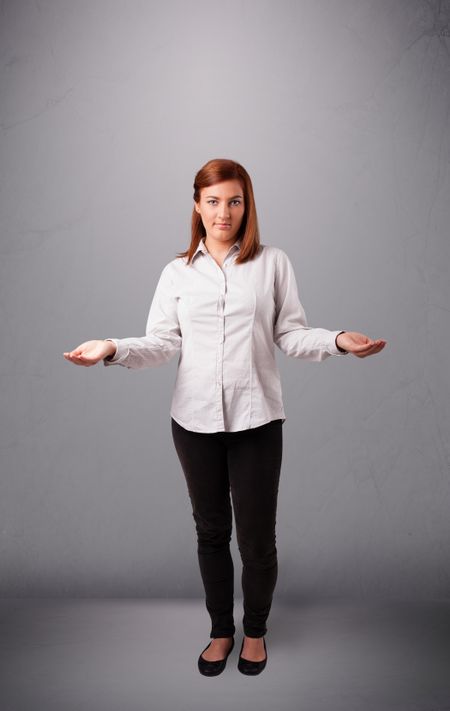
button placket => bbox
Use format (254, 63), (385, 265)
(207, 255), (227, 429)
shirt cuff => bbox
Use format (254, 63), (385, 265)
(329, 330), (349, 355)
(102, 339), (129, 366)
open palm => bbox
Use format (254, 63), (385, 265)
(337, 331), (386, 358)
(63, 340), (113, 367)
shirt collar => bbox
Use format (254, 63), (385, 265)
(192, 236), (242, 262)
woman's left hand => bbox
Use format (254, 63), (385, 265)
(336, 331), (387, 358)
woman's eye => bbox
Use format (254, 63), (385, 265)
(207, 200), (241, 206)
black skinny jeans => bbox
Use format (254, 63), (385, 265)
(171, 417), (283, 639)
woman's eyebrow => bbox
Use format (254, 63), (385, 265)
(205, 194), (243, 199)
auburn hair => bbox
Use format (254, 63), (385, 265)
(176, 158), (261, 265)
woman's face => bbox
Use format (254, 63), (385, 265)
(194, 179), (245, 246)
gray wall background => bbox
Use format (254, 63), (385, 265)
(1, 0), (449, 599)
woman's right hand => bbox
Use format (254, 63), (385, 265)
(63, 340), (117, 366)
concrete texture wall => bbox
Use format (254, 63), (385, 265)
(1, 0), (449, 598)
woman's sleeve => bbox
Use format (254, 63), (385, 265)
(103, 264), (182, 369)
(273, 249), (348, 362)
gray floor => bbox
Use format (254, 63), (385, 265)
(1, 598), (450, 711)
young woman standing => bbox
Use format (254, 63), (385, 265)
(64, 158), (386, 676)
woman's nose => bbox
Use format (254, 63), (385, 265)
(218, 205), (231, 218)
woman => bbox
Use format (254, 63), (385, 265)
(64, 158), (386, 677)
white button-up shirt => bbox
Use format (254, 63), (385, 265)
(103, 237), (347, 432)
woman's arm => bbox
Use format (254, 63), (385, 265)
(273, 249), (349, 362)
(64, 264), (182, 369)
(273, 250), (386, 360)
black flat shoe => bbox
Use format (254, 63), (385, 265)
(237, 637), (267, 675)
(198, 637), (235, 676)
